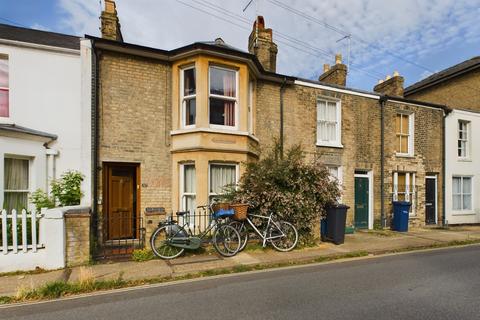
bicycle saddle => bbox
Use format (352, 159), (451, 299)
(176, 211), (189, 216)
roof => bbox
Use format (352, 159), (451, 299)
(199, 38), (247, 53)
(88, 36), (448, 112)
(0, 123), (57, 140)
(0, 23), (80, 50)
(87, 35), (296, 82)
(405, 56), (480, 95)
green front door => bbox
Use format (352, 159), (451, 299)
(354, 176), (369, 229)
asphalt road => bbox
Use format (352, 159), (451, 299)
(2, 245), (480, 320)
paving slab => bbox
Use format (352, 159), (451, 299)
(0, 269), (67, 297)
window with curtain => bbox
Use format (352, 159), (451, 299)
(396, 113), (412, 155)
(452, 176), (472, 211)
(181, 164), (196, 215)
(0, 56), (8, 118)
(4, 158), (29, 212)
(209, 164), (237, 203)
(317, 99), (340, 146)
(181, 67), (196, 127)
(209, 66), (237, 127)
(458, 120), (469, 158)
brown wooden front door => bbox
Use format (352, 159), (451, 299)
(105, 164), (138, 240)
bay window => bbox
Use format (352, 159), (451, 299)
(209, 163), (237, 203)
(180, 164), (196, 215)
(209, 66), (237, 128)
(181, 67), (196, 127)
(453, 176), (472, 211)
(458, 120), (469, 158)
(4, 158), (29, 212)
(317, 99), (341, 147)
(0, 56), (8, 118)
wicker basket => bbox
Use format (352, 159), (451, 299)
(212, 202), (230, 213)
(230, 204), (249, 221)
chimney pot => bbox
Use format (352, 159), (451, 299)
(393, 70), (400, 77)
(323, 64), (330, 72)
(248, 16), (278, 72)
(105, 0), (116, 13)
(378, 79), (384, 84)
(386, 75), (391, 80)
(335, 53), (342, 65)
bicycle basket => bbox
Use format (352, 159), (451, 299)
(230, 204), (249, 221)
(212, 202), (230, 213)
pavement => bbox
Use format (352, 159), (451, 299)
(2, 245), (480, 319)
(1, 226), (480, 298)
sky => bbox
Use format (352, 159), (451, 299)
(1, 0), (479, 90)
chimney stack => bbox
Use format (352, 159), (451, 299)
(248, 16), (278, 72)
(318, 53), (348, 86)
(374, 71), (404, 96)
(101, 0), (123, 41)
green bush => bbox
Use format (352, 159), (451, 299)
(30, 189), (55, 211)
(132, 248), (154, 262)
(50, 170), (84, 207)
(224, 143), (341, 244)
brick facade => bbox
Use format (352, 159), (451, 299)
(256, 81), (444, 228)
(64, 208), (91, 267)
(405, 64), (480, 111)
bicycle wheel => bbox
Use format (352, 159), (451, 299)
(268, 221), (298, 252)
(229, 220), (249, 252)
(213, 224), (241, 257)
(150, 225), (185, 259)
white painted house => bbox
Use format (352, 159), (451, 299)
(0, 24), (92, 211)
(445, 109), (480, 224)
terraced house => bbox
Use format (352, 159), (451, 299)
(405, 57), (480, 225)
(90, 1), (449, 254)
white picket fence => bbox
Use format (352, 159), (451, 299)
(0, 208), (67, 272)
(1, 209), (44, 254)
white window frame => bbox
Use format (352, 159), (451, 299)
(457, 120), (470, 159)
(316, 98), (342, 148)
(393, 172), (416, 216)
(248, 80), (254, 135)
(180, 65), (196, 129)
(452, 176), (473, 213)
(326, 165), (343, 184)
(179, 163), (196, 215)
(208, 162), (239, 203)
(208, 65), (239, 130)
(0, 54), (9, 121)
(3, 156), (31, 211)
(395, 112), (414, 157)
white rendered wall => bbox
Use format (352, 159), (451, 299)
(445, 109), (480, 224)
(0, 39), (91, 206)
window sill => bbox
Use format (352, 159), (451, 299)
(395, 153), (414, 158)
(316, 142), (343, 149)
(457, 158), (472, 162)
(451, 211), (476, 216)
(171, 128), (259, 142)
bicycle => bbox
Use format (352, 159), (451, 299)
(230, 210), (298, 252)
(150, 203), (241, 259)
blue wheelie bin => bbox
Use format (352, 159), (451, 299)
(392, 201), (411, 232)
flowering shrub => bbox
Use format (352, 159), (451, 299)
(224, 143), (341, 244)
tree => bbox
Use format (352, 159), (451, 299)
(224, 143), (341, 244)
